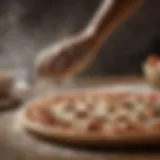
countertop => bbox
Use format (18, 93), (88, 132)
(1, 76), (160, 160)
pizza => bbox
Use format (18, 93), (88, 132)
(21, 91), (160, 145)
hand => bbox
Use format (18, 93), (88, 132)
(36, 0), (143, 80)
(36, 31), (95, 79)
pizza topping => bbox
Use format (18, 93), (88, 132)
(138, 112), (148, 122)
(47, 102), (74, 126)
(85, 96), (95, 105)
(87, 118), (103, 131)
(28, 92), (160, 133)
(75, 100), (87, 111)
(123, 101), (134, 111)
(107, 104), (116, 113)
(75, 110), (88, 118)
(29, 106), (54, 125)
(117, 114), (128, 122)
(91, 100), (107, 117)
(65, 103), (74, 112)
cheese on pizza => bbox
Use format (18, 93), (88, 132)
(27, 92), (160, 133)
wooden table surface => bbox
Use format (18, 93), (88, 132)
(1, 76), (160, 160)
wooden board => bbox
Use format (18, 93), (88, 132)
(1, 76), (160, 160)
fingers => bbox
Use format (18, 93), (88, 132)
(35, 44), (64, 78)
(35, 33), (93, 79)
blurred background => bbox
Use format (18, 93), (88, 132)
(0, 0), (160, 80)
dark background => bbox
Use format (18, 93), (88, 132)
(0, 0), (160, 78)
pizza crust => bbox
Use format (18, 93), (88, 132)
(21, 93), (160, 146)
